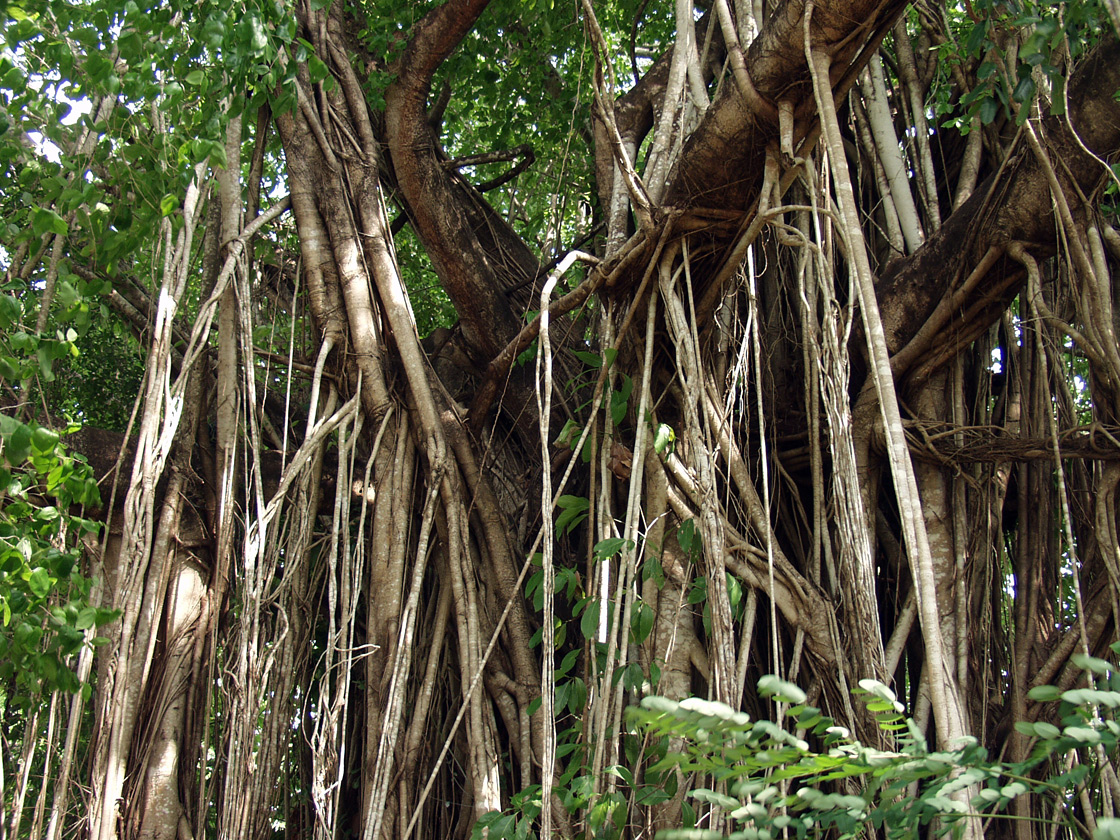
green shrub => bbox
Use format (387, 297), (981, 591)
(477, 656), (1120, 839)
(0, 414), (117, 705)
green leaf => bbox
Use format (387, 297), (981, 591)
(965, 19), (990, 55)
(0, 356), (20, 380)
(1095, 818), (1120, 840)
(593, 537), (629, 561)
(15, 621), (41, 647)
(758, 675), (808, 705)
(605, 764), (633, 785)
(686, 577), (707, 604)
(1012, 76), (1036, 107)
(37, 345), (57, 381)
(726, 571), (741, 613)
(1049, 82), (1066, 115)
(554, 418), (581, 449)
(56, 280), (80, 309)
(620, 662), (643, 690)
(31, 426), (58, 454)
(976, 787), (1002, 803)
(554, 680), (569, 713)
(1032, 721), (1060, 739)
(0, 294), (20, 329)
(1063, 725), (1102, 744)
(577, 349), (604, 367)
(580, 599), (599, 641)
(567, 677), (587, 713)
(36, 505), (60, 522)
(679, 696), (745, 722)
(32, 207), (68, 238)
(308, 55), (330, 84)
(245, 14), (269, 54)
(1072, 653), (1114, 675)
(1027, 684), (1062, 702)
(554, 494), (589, 537)
(690, 788), (740, 810)
(556, 648), (579, 680)
(630, 600), (654, 645)
(1061, 688), (1120, 709)
(653, 423), (675, 454)
(3, 417), (33, 463)
(634, 786), (670, 805)
(28, 567), (52, 599)
(677, 518), (698, 554)
(680, 801), (697, 829)
(857, 679), (904, 713)
(610, 374), (632, 425)
(979, 95), (1000, 125)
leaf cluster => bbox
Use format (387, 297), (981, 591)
(943, 0), (1108, 129)
(631, 665), (1120, 840)
(477, 656), (1120, 840)
(0, 414), (116, 706)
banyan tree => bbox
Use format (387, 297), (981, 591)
(2, 0), (1120, 836)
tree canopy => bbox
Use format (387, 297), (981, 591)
(3, 0), (1120, 837)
